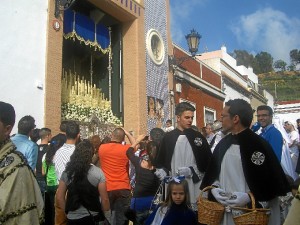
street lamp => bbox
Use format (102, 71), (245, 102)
(168, 29), (202, 126)
(186, 29), (202, 57)
(169, 29), (202, 67)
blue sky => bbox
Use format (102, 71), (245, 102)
(170, 0), (300, 64)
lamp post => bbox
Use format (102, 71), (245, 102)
(169, 29), (202, 68)
(169, 29), (201, 126)
(186, 29), (202, 57)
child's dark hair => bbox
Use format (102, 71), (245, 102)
(146, 141), (158, 163)
(45, 139), (64, 166)
(161, 179), (190, 210)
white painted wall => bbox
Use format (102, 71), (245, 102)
(200, 58), (221, 73)
(274, 113), (300, 126)
(274, 102), (300, 125)
(221, 49), (237, 68)
(223, 83), (250, 103)
(236, 65), (258, 84)
(0, 1), (48, 134)
(265, 91), (274, 109)
(220, 64), (248, 89)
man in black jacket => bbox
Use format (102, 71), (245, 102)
(200, 99), (290, 225)
(155, 102), (212, 210)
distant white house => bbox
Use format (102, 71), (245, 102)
(196, 46), (275, 121)
(274, 100), (300, 125)
(197, 46), (251, 103)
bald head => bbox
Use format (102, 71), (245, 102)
(111, 128), (125, 142)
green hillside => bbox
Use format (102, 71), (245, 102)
(258, 71), (300, 101)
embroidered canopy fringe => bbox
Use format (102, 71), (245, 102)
(63, 9), (111, 54)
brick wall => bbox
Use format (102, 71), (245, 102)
(202, 64), (222, 89)
(44, 1), (64, 134)
(44, 0), (147, 135)
(173, 46), (224, 128)
(175, 82), (223, 127)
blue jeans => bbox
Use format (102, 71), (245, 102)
(108, 189), (131, 225)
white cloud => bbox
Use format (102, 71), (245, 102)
(231, 7), (300, 63)
(170, 0), (206, 45)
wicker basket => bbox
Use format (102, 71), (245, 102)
(232, 192), (270, 225)
(197, 186), (225, 225)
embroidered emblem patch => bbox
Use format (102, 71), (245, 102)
(0, 156), (14, 168)
(194, 137), (203, 146)
(251, 152), (265, 165)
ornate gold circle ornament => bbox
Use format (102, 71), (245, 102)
(146, 29), (165, 65)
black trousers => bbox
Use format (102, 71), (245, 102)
(67, 213), (105, 225)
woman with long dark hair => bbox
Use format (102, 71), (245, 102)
(126, 136), (161, 224)
(56, 140), (110, 225)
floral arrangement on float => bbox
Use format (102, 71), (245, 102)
(61, 103), (122, 126)
(61, 71), (122, 135)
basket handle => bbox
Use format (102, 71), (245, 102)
(248, 192), (255, 210)
(231, 192), (256, 211)
(199, 187), (256, 210)
(198, 186), (215, 201)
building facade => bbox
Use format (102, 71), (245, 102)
(197, 46), (273, 122)
(171, 44), (225, 128)
(145, 0), (172, 132)
(274, 100), (300, 124)
(1, 0), (149, 136)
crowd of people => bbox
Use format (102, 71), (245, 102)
(1, 99), (300, 225)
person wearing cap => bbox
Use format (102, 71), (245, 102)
(0, 101), (44, 224)
(284, 120), (299, 173)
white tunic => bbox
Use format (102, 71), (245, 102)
(171, 135), (203, 210)
(218, 144), (280, 225)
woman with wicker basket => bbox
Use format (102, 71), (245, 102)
(200, 99), (291, 225)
